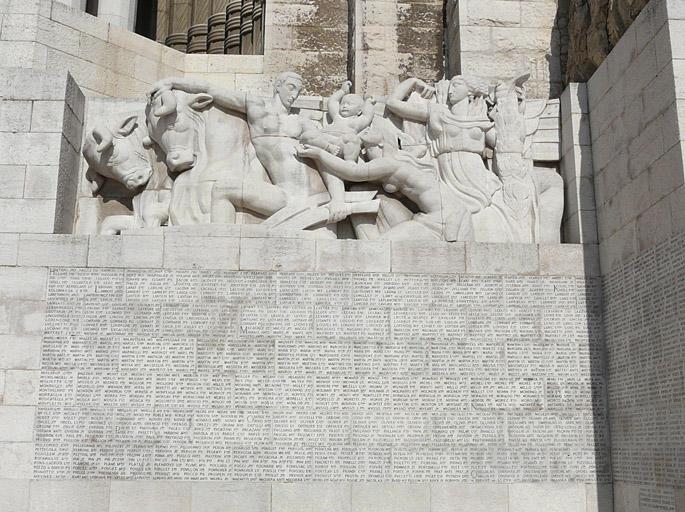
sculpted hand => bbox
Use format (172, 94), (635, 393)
(327, 200), (350, 224)
(297, 144), (323, 160)
(414, 79), (435, 99)
(341, 80), (352, 94)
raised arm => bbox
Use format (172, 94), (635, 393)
(350, 98), (376, 132)
(385, 78), (433, 123)
(327, 80), (351, 119)
(150, 77), (248, 113)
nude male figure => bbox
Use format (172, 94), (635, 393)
(149, 72), (347, 225)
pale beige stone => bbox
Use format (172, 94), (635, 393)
(23, 166), (59, 199)
(539, 244), (600, 277)
(0, 234), (19, 265)
(240, 237), (315, 271)
(586, 483), (613, 512)
(30, 101), (65, 133)
(164, 235), (240, 270)
(3, 370), (39, 405)
(88, 235), (164, 268)
(0, 443), (33, 478)
(0, 406), (34, 442)
(272, 482), (351, 512)
(191, 482), (269, 512)
(465, 243), (539, 275)
(613, 482), (639, 512)
(0, 268), (47, 300)
(0, 166), (26, 200)
(0, 335), (42, 370)
(0, 478), (29, 511)
(351, 483), (430, 512)
(18, 234), (89, 267)
(391, 240), (465, 274)
(0, 101), (32, 132)
(509, 483), (585, 512)
(29, 480), (110, 512)
(316, 240), (391, 272)
(110, 481), (192, 512)
(431, 483), (508, 512)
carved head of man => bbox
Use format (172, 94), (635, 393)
(339, 94), (365, 118)
(82, 115), (153, 193)
(448, 75), (489, 105)
(273, 71), (303, 110)
(146, 90), (214, 173)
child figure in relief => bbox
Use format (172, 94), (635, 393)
(301, 80), (376, 162)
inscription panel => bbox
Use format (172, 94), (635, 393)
(36, 268), (608, 481)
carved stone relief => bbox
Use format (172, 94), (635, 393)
(81, 72), (564, 243)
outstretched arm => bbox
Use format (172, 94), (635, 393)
(385, 78), (433, 123)
(327, 80), (351, 119)
(350, 98), (376, 132)
(298, 145), (390, 182)
(149, 77), (249, 113)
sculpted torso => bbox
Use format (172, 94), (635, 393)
(245, 97), (326, 199)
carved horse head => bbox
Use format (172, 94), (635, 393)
(145, 89), (214, 174)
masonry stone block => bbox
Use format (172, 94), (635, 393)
(3, 370), (39, 405)
(509, 483), (586, 512)
(391, 240), (465, 274)
(240, 237), (315, 272)
(88, 235), (164, 268)
(465, 243), (539, 275)
(18, 234), (89, 267)
(0, 442), (33, 478)
(23, 166), (59, 199)
(191, 482), (270, 512)
(0, 406), (35, 442)
(0, 233), (19, 265)
(636, 196), (673, 251)
(0, 268), (46, 300)
(164, 235), (240, 270)
(0, 335), (42, 370)
(110, 481), (192, 512)
(0, 478), (29, 511)
(0, 101), (32, 133)
(29, 480), (111, 512)
(315, 239), (391, 272)
(272, 482), (351, 512)
(0, 165), (26, 199)
(586, 483), (614, 512)
(539, 244), (600, 277)
(351, 483), (430, 512)
(430, 483), (508, 512)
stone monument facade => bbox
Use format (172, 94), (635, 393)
(0, 0), (684, 511)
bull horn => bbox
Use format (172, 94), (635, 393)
(92, 124), (113, 153)
(154, 89), (177, 117)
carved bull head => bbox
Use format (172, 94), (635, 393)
(145, 89), (214, 174)
(82, 115), (154, 193)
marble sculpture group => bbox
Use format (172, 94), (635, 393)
(82, 72), (564, 242)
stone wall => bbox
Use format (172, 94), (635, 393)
(445, 0), (563, 99)
(580, 0), (685, 508)
(0, 230), (611, 511)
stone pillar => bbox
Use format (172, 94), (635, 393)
(166, 0), (192, 52)
(252, 0), (264, 54)
(188, 0), (211, 53)
(97, 0), (138, 30)
(225, 0), (241, 54)
(157, 0), (171, 44)
(240, 0), (254, 54)
(352, 0), (444, 96)
(208, 0), (229, 54)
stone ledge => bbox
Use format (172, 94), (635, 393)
(0, 480), (613, 512)
(3, 232), (601, 277)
